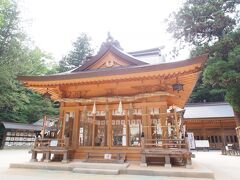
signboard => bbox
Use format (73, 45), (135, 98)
(195, 140), (210, 148)
(187, 132), (196, 149)
(104, 154), (112, 159)
(50, 140), (58, 147)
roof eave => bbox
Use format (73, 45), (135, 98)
(17, 54), (208, 83)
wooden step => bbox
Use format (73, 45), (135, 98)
(72, 167), (119, 175)
(70, 162), (129, 170)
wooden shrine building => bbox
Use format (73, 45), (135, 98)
(184, 102), (238, 149)
(18, 37), (208, 166)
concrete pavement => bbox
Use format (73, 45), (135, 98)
(0, 149), (239, 179)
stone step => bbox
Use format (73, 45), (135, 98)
(70, 162), (129, 170)
(72, 167), (119, 175)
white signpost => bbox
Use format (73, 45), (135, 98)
(104, 154), (112, 160)
(187, 132), (196, 150)
(195, 140), (210, 150)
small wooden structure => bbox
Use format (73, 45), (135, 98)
(0, 121), (41, 149)
(18, 37), (207, 166)
(30, 138), (70, 163)
(184, 103), (238, 149)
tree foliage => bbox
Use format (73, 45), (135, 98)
(59, 33), (94, 72)
(167, 0), (240, 125)
(0, 0), (58, 124)
(167, 0), (239, 46)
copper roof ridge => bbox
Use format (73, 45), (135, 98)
(72, 43), (147, 72)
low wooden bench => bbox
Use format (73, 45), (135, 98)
(141, 148), (192, 167)
(85, 152), (126, 164)
(30, 138), (70, 163)
(222, 144), (240, 156)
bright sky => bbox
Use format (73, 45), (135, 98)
(19, 0), (188, 62)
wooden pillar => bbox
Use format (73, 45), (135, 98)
(71, 110), (79, 149)
(125, 113), (129, 146)
(220, 121), (226, 145)
(141, 102), (148, 144)
(58, 102), (64, 139)
(173, 108), (180, 138)
(61, 111), (66, 139)
(92, 114), (96, 147)
(160, 104), (167, 140)
(108, 109), (112, 148)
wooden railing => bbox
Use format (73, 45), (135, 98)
(141, 137), (188, 150)
(33, 138), (69, 149)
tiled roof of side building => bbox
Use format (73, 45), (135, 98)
(0, 121), (42, 131)
(184, 102), (234, 119)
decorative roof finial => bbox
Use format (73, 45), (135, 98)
(107, 32), (114, 42)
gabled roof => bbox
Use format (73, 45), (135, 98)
(72, 40), (147, 72)
(0, 121), (42, 131)
(18, 54), (208, 82)
(184, 102), (234, 119)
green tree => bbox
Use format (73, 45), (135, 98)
(0, 0), (58, 124)
(203, 31), (240, 125)
(167, 1), (240, 127)
(59, 33), (94, 72)
(167, 0), (238, 47)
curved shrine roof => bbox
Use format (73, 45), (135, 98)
(18, 54), (208, 82)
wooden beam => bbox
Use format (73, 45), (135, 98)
(57, 91), (174, 103)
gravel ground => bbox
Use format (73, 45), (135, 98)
(0, 149), (239, 180)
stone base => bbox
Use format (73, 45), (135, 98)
(62, 160), (69, 163)
(30, 159), (37, 162)
(186, 164), (193, 169)
(9, 161), (214, 179)
(140, 163), (147, 167)
(164, 164), (172, 168)
(73, 168), (119, 175)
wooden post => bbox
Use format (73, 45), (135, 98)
(164, 155), (171, 168)
(141, 136), (145, 150)
(108, 109), (112, 148)
(125, 112), (128, 147)
(160, 104), (167, 148)
(173, 108), (180, 138)
(140, 136), (147, 167)
(61, 112), (66, 139)
(71, 110), (79, 149)
(92, 114), (96, 147)
(58, 102), (64, 139)
(141, 102), (148, 145)
(42, 115), (47, 138)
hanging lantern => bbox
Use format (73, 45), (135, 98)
(117, 99), (123, 115)
(92, 101), (96, 115)
(43, 88), (52, 99)
(172, 77), (184, 92)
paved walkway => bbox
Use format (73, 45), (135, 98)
(0, 149), (239, 180)
(193, 151), (240, 180)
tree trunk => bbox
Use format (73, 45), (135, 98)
(233, 110), (240, 147)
